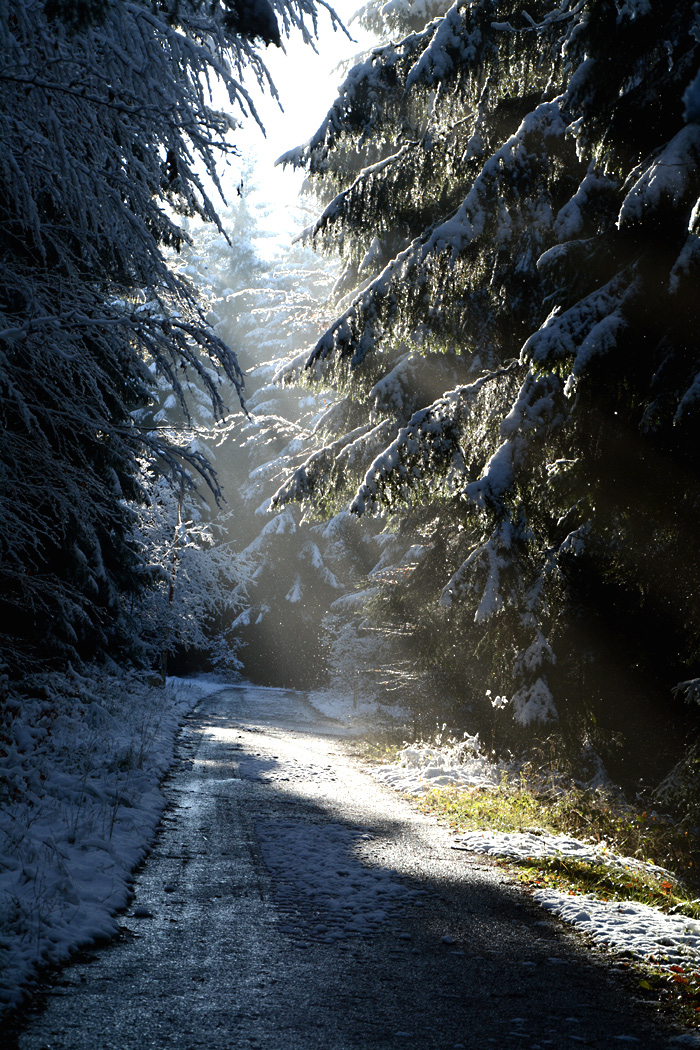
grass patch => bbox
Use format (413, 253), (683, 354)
(417, 777), (700, 912)
(510, 856), (700, 919)
(419, 780), (556, 835)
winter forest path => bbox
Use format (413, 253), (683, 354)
(10, 686), (686, 1049)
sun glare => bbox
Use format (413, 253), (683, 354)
(232, 0), (372, 232)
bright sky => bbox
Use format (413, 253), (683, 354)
(230, 0), (374, 249)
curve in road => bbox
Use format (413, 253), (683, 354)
(8, 685), (688, 1050)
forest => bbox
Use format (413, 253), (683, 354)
(4, 0), (700, 852)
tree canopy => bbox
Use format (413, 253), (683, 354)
(274, 0), (700, 777)
(0, 0), (336, 677)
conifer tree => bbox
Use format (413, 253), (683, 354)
(183, 201), (382, 687)
(0, 0), (336, 678)
(274, 0), (700, 775)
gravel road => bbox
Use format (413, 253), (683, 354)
(8, 685), (690, 1049)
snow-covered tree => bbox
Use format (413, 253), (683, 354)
(178, 198), (384, 686)
(273, 0), (700, 774)
(127, 471), (252, 674)
(353, 0), (453, 36)
(0, 0), (338, 678)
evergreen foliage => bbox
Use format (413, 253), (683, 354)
(274, 0), (700, 775)
(0, 0), (335, 677)
(178, 204), (382, 688)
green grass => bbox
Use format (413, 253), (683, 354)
(510, 856), (700, 918)
(416, 777), (700, 913)
(350, 735), (406, 765)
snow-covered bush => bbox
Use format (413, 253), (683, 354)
(127, 474), (251, 673)
(0, 668), (217, 1015)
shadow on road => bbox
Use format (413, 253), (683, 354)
(6, 685), (690, 1050)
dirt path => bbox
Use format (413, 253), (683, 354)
(8, 685), (685, 1049)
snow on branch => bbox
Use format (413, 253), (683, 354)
(304, 99), (568, 373)
(270, 422), (378, 505)
(276, 19), (443, 169)
(415, 100), (567, 258)
(465, 370), (562, 509)
(354, 0), (452, 36)
(511, 676), (556, 725)
(673, 679), (700, 706)
(335, 418), (397, 477)
(349, 394), (463, 514)
(349, 367), (516, 514)
(618, 124), (700, 230)
(520, 268), (639, 378)
(404, 1), (483, 92)
(293, 145), (413, 244)
(440, 518), (513, 616)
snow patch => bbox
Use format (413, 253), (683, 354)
(536, 890), (700, 968)
(452, 829), (673, 881)
(372, 738), (502, 795)
(0, 673), (226, 1015)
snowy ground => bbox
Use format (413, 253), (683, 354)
(306, 683), (408, 729)
(0, 672), (226, 1016)
(371, 742), (700, 977)
(3, 678), (700, 1029)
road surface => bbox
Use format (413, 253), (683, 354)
(8, 685), (687, 1049)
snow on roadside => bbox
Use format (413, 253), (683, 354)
(533, 890), (700, 968)
(307, 685), (407, 728)
(371, 737), (504, 795)
(0, 671), (225, 1016)
(453, 828), (675, 880)
(370, 740), (700, 974)
(452, 829), (700, 968)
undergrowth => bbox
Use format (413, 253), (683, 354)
(418, 779), (700, 909)
(632, 960), (700, 1027)
(354, 737), (406, 764)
